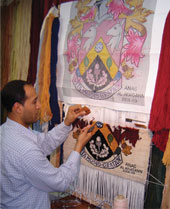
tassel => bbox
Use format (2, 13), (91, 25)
(162, 131), (170, 166)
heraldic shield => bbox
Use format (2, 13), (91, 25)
(80, 121), (123, 169)
(72, 18), (125, 100)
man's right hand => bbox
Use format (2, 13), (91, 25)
(74, 125), (92, 153)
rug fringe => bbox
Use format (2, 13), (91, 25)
(74, 164), (145, 209)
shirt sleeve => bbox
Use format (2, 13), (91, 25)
(22, 148), (81, 193)
(33, 122), (72, 156)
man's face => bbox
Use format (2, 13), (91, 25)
(21, 85), (41, 127)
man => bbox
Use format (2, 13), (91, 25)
(0, 80), (92, 209)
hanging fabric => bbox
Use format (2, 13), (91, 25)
(56, 0), (169, 115)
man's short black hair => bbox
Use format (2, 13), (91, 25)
(1, 80), (31, 112)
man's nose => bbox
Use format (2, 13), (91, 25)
(36, 100), (41, 109)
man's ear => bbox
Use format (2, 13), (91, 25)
(12, 102), (23, 114)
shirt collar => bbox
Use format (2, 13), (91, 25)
(6, 117), (33, 134)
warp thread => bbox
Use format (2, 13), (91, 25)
(74, 164), (145, 209)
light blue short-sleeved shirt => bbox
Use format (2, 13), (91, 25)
(0, 118), (81, 209)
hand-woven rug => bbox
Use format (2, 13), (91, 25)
(63, 113), (152, 209)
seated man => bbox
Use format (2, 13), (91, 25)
(0, 80), (92, 209)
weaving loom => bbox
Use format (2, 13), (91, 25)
(56, 0), (169, 208)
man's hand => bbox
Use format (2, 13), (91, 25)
(74, 125), (92, 153)
(64, 105), (88, 126)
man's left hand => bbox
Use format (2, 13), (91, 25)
(64, 105), (87, 126)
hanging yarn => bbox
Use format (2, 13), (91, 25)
(148, 11), (170, 152)
(113, 195), (128, 209)
(1, 2), (13, 88)
(38, 13), (55, 123)
(9, 0), (32, 81)
(1, 0), (32, 88)
(161, 166), (170, 208)
(162, 131), (170, 166)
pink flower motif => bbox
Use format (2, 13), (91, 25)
(65, 35), (80, 62)
(107, 0), (132, 20)
(121, 28), (146, 67)
(80, 6), (96, 21)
